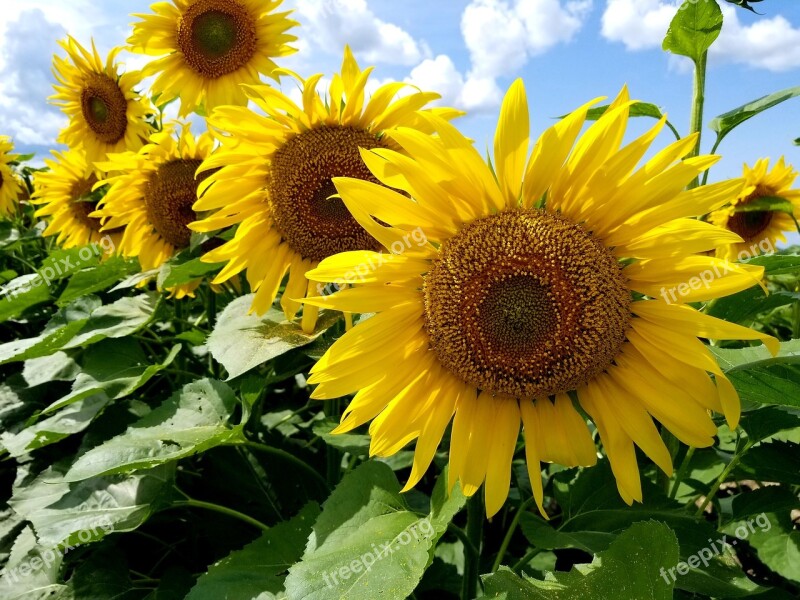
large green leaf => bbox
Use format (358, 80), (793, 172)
(284, 461), (461, 600)
(10, 464), (174, 548)
(157, 255), (224, 288)
(186, 502), (320, 600)
(736, 440), (800, 485)
(0, 274), (53, 323)
(22, 352), (80, 387)
(706, 288), (800, 324)
(722, 512), (800, 585)
(208, 294), (341, 379)
(0, 294), (158, 365)
(662, 0), (723, 63)
(484, 521), (679, 599)
(42, 339), (180, 414)
(711, 340), (800, 409)
(63, 379), (242, 482)
(0, 527), (70, 600)
(710, 87), (800, 143)
(56, 256), (140, 306)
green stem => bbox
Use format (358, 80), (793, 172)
(700, 135), (724, 186)
(491, 495), (537, 573)
(172, 498), (270, 532)
(665, 119), (683, 142)
(206, 289), (217, 329)
(695, 440), (752, 517)
(511, 547), (542, 573)
(447, 523), (480, 561)
(793, 292), (800, 340)
(240, 440), (330, 493)
(324, 399), (343, 487)
(687, 51), (708, 190)
(462, 493), (484, 600)
(669, 446), (695, 500)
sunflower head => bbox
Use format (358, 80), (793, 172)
(128, 0), (298, 117)
(711, 157), (800, 260)
(301, 79), (778, 517)
(190, 45), (462, 332)
(0, 135), (23, 216)
(50, 36), (153, 166)
(92, 122), (215, 297)
(32, 148), (120, 253)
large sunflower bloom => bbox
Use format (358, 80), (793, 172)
(711, 157), (800, 260)
(51, 36), (153, 166)
(303, 81), (779, 517)
(32, 148), (120, 252)
(128, 0), (298, 117)
(92, 123), (214, 298)
(190, 47), (462, 331)
(0, 136), (23, 216)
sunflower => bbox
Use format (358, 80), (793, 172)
(128, 0), (298, 117)
(32, 148), (120, 252)
(711, 157), (800, 260)
(0, 136), (23, 216)
(92, 123), (215, 298)
(51, 36), (153, 167)
(302, 81), (779, 517)
(190, 46), (462, 332)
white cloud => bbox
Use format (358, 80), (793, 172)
(601, 0), (800, 72)
(405, 55), (502, 111)
(462, 0), (593, 78)
(291, 0), (425, 66)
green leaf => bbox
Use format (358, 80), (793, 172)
(744, 253), (800, 275)
(710, 86), (800, 142)
(0, 274), (53, 323)
(711, 340), (800, 409)
(312, 418), (370, 455)
(22, 352), (80, 387)
(729, 486), (800, 522)
(736, 440), (800, 484)
(0, 294), (158, 365)
(57, 256), (140, 306)
(64, 546), (138, 600)
(186, 502), (320, 599)
(208, 294), (341, 379)
(157, 255), (224, 288)
(662, 0), (723, 63)
(10, 464), (174, 548)
(569, 101), (665, 121)
(42, 339), (180, 414)
(0, 527), (70, 599)
(63, 379), (242, 482)
(483, 521), (679, 600)
(0, 395), (109, 457)
(284, 461), (450, 600)
(734, 196), (794, 215)
(722, 512), (800, 585)
(738, 406), (800, 444)
(706, 288), (800, 324)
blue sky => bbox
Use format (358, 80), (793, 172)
(1, 0), (798, 189)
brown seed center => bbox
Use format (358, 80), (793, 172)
(423, 209), (632, 399)
(80, 74), (128, 144)
(69, 174), (103, 232)
(267, 126), (389, 263)
(177, 0), (257, 78)
(144, 159), (208, 248)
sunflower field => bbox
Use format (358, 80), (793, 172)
(1, 0), (799, 598)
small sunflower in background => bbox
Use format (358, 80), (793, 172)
(303, 81), (778, 517)
(0, 135), (23, 217)
(190, 46), (462, 332)
(32, 148), (120, 253)
(128, 0), (298, 117)
(51, 36), (153, 166)
(711, 157), (800, 260)
(92, 123), (215, 298)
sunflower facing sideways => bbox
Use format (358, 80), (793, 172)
(92, 123), (215, 298)
(302, 80), (779, 518)
(711, 157), (800, 260)
(190, 46), (462, 331)
(51, 36), (153, 166)
(32, 148), (120, 252)
(0, 135), (23, 216)
(128, 0), (298, 117)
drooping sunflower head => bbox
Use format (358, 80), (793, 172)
(32, 148), (120, 253)
(128, 0), (298, 117)
(711, 157), (800, 260)
(190, 46), (462, 331)
(302, 80), (778, 517)
(0, 135), (23, 217)
(51, 36), (153, 166)
(92, 122), (215, 297)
